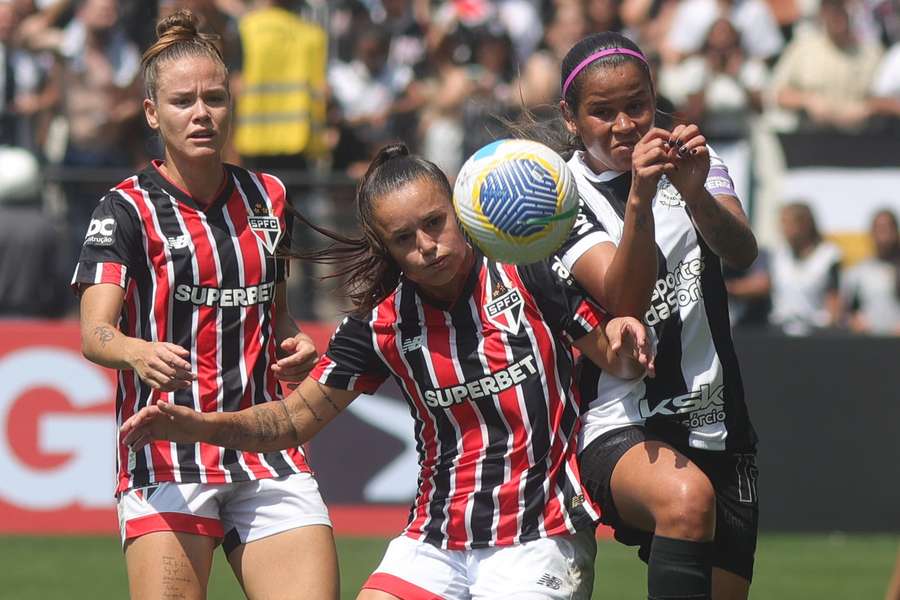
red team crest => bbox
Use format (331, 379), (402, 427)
(248, 202), (283, 255)
(485, 273), (524, 335)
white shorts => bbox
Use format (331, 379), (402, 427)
(363, 530), (597, 599)
(117, 473), (331, 553)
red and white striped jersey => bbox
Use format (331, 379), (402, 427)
(72, 161), (310, 494)
(311, 252), (605, 550)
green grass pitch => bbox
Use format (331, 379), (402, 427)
(0, 534), (896, 599)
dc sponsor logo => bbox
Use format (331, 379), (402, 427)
(537, 573), (563, 590)
(83, 218), (116, 246)
(247, 214), (283, 255)
(166, 235), (189, 250)
(485, 274), (523, 335)
(656, 176), (685, 208)
(401, 335), (423, 354)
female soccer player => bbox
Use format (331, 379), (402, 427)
(73, 10), (337, 599)
(553, 33), (761, 600)
(121, 143), (655, 599)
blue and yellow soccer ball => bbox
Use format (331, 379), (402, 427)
(453, 139), (579, 265)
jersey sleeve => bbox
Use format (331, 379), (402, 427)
(309, 315), (391, 394)
(556, 201), (615, 271)
(518, 259), (609, 343)
(705, 147), (739, 200)
(70, 193), (141, 295)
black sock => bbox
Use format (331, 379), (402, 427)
(646, 535), (713, 600)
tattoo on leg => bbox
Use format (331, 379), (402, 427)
(161, 554), (192, 600)
(316, 382), (344, 415)
(297, 390), (323, 422)
(93, 325), (114, 348)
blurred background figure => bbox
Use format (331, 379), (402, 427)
(868, 35), (900, 128)
(770, 202), (843, 335)
(0, 0), (58, 154)
(768, 0), (882, 132)
(0, 146), (68, 317)
(841, 209), (900, 334)
(234, 0), (328, 320)
(47, 0), (143, 271)
(724, 249), (772, 328)
(234, 0), (326, 171)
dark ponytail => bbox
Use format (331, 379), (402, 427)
(301, 143), (453, 315)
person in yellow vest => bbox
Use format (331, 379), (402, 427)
(234, 0), (327, 171)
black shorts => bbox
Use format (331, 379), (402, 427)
(579, 425), (759, 581)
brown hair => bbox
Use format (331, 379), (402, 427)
(141, 9), (226, 101)
(305, 143), (454, 315)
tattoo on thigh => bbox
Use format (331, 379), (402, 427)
(161, 554), (192, 599)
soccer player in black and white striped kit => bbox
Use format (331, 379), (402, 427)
(552, 33), (761, 600)
(121, 143), (656, 599)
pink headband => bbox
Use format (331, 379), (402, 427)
(561, 48), (648, 98)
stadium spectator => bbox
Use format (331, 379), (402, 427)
(840, 209), (900, 334)
(233, 0), (327, 171)
(662, 0), (784, 64)
(724, 249), (772, 328)
(0, 146), (69, 317)
(120, 142), (654, 599)
(869, 40), (900, 123)
(0, 0), (58, 153)
(770, 202), (843, 335)
(768, 0), (883, 132)
(329, 26), (413, 174)
(44, 0), (144, 269)
(72, 10), (337, 598)
(551, 32), (761, 600)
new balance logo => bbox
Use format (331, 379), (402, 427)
(537, 573), (563, 590)
(166, 235), (189, 250)
(401, 335), (423, 354)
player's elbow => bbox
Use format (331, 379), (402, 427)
(724, 237), (758, 271)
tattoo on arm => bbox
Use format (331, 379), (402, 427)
(93, 325), (114, 348)
(276, 400), (302, 445)
(317, 382), (344, 415)
(688, 194), (754, 261)
(253, 406), (283, 444)
(297, 389), (323, 422)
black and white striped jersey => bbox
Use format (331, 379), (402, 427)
(558, 149), (757, 452)
(311, 252), (605, 549)
(72, 161), (310, 493)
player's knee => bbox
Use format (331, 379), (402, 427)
(655, 472), (715, 541)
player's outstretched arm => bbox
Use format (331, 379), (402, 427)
(121, 378), (360, 453)
(574, 316), (655, 380)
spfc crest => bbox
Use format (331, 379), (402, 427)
(485, 272), (523, 335)
(247, 206), (283, 255)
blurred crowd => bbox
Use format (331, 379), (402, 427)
(0, 0), (898, 333)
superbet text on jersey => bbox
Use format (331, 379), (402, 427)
(311, 251), (606, 550)
(72, 163), (309, 493)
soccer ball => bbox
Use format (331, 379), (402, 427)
(453, 139), (579, 265)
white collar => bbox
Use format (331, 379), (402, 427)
(568, 151), (626, 183)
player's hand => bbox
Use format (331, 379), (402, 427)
(630, 128), (677, 205)
(127, 340), (195, 392)
(121, 400), (207, 450)
(665, 123), (711, 203)
(272, 332), (318, 385)
(606, 316), (656, 378)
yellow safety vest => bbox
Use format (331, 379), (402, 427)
(234, 8), (327, 157)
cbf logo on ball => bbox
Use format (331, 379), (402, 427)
(453, 139), (579, 265)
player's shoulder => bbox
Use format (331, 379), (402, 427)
(228, 164), (290, 204)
